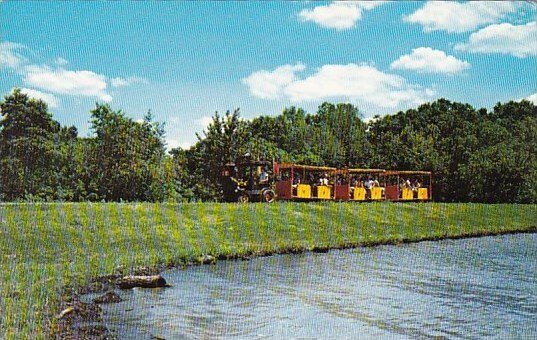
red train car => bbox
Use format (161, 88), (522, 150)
(274, 163), (336, 201)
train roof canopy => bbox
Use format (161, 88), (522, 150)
(277, 163), (336, 171)
(224, 160), (272, 167)
(385, 170), (431, 175)
(347, 168), (385, 174)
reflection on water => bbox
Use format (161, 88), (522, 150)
(97, 234), (537, 339)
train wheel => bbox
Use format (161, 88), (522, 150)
(262, 189), (276, 203)
(237, 193), (250, 203)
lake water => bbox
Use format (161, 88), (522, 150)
(95, 233), (536, 339)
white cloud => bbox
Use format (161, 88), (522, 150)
(23, 65), (112, 102)
(527, 93), (537, 104)
(390, 47), (470, 74)
(298, 1), (386, 31)
(241, 64), (305, 99)
(354, 1), (386, 11)
(455, 22), (537, 58)
(110, 76), (148, 87)
(166, 138), (193, 151)
(19, 88), (60, 108)
(0, 41), (27, 69)
(362, 116), (380, 124)
(1, 41), (127, 103)
(198, 116), (214, 129)
(179, 141), (194, 149)
(286, 64), (433, 108)
(404, 1), (519, 33)
(244, 63), (435, 111)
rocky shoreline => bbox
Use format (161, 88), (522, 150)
(52, 227), (536, 339)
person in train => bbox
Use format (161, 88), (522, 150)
(364, 176), (372, 199)
(320, 173), (329, 186)
(259, 166), (269, 185)
(292, 173), (301, 187)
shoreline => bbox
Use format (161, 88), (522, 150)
(1, 202), (535, 339)
(55, 227), (536, 339)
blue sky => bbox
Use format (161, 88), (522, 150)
(1, 1), (536, 149)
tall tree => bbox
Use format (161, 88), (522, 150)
(89, 104), (172, 201)
(0, 89), (59, 200)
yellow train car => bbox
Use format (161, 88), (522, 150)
(333, 168), (386, 201)
(256, 161), (434, 203)
(274, 163), (337, 201)
(384, 170), (432, 201)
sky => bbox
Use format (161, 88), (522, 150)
(1, 1), (536, 149)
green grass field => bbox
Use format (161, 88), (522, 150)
(0, 202), (535, 338)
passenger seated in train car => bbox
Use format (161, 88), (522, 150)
(372, 176), (384, 197)
(320, 173), (329, 186)
(399, 178), (407, 198)
(292, 173), (301, 186)
(364, 176), (372, 199)
(292, 173), (301, 196)
(399, 178), (412, 199)
(349, 176), (357, 196)
(312, 172), (329, 198)
(412, 179), (421, 199)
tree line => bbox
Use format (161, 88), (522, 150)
(1, 88), (535, 203)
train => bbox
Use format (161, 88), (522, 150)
(221, 157), (432, 203)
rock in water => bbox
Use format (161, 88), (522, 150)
(92, 290), (122, 304)
(117, 275), (169, 289)
(198, 254), (217, 264)
(57, 306), (75, 320)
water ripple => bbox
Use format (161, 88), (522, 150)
(96, 233), (537, 339)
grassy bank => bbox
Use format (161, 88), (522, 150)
(0, 202), (535, 338)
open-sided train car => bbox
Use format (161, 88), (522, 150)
(384, 170), (432, 201)
(274, 163), (336, 201)
(333, 168), (386, 201)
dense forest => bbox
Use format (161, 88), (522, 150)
(0, 88), (535, 203)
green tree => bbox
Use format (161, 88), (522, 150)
(311, 102), (368, 167)
(89, 104), (173, 201)
(366, 98), (536, 203)
(0, 89), (59, 200)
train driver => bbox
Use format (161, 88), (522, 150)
(259, 167), (269, 185)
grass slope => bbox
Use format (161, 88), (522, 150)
(0, 202), (535, 338)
